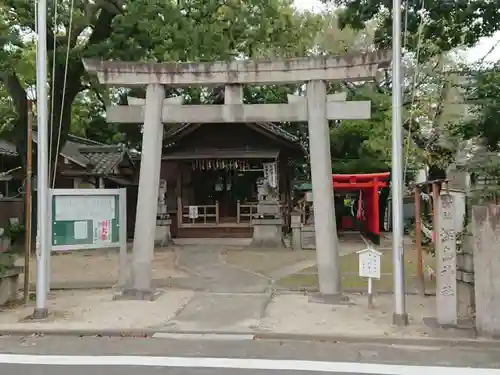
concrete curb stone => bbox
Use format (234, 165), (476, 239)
(0, 328), (499, 349)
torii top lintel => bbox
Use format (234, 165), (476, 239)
(82, 51), (391, 87)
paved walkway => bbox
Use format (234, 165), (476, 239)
(163, 247), (273, 332)
(170, 247), (271, 293)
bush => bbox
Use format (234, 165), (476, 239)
(6, 223), (25, 246)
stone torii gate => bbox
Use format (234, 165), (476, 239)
(83, 52), (391, 300)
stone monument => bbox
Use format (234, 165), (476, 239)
(435, 194), (458, 326)
(291, 212), (302, 251)
(301, 191), (316, 249)
(250, 174), (285, 248)
(155, 179), (173, 246)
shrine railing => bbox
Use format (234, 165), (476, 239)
(176, 198), (289, 227)
(236, 201), (258, 223)
(177, 197), (220, 226)
(296, 200), (312, 225)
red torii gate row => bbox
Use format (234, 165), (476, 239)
(332, 172), (390, 245)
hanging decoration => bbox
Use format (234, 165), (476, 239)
(191, 159), (251, 171)
(356, 191), (365, 221)
(157, 179), (168, 219)
(263, 162), (278, 189)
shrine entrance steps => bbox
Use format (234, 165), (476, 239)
(176, 226), (253, 238)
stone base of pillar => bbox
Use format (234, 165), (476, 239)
(114, 288), (163, 301)
(301, 226), (316, 249)
(291, 225), (302, 251)
(250, 218), (285, 248)
(155, 219), (173, 247)
(457, 281), (475, 319)
(393, 313), (410, 327)
(308, 293), (352, 305)
(31, 308), (49, 320)
(290, 213), (302, 251)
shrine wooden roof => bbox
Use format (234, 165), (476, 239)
(163, 122), (305, 155)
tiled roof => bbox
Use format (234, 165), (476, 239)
(78, 145), (131, 175)
(255, 122), (300, 143)
(0, 140), (18, 157)
(164, 123), (192, 139)
(62, 134), (105, 166)
(30, 132), (107, 166)
(15, 134), (133, 175)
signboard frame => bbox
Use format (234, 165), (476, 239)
(50, 188), (127, 252)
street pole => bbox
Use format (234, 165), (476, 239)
(33, 0), (50, 319)
(23, 100), (33, 305)
(391, 0), (408, 326)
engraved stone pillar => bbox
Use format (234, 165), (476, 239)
(436, 194), (457, 325)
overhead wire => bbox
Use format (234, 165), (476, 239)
(51, 0), (75, 188)
(48, 0), (58, 181)
(403, 0), (426, 183)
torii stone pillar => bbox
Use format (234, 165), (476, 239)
(121, 84), (165, 300)
(128, 95), (183, 248)
(307, 80), (340, 295)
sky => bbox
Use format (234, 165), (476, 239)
(293, 0), (500, 64)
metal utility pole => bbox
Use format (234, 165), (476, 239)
(391, 0), (408, 326)
(33, 0), (50, 319)
(23, 100), (33, 305)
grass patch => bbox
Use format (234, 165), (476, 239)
(223, 250), (315, 276)
(277, 248), (436, 293)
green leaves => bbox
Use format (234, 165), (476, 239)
(331, 0), (500, 60)
(457, 62), (500, 151)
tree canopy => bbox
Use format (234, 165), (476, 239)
(0, 0), (318, 172)
(1, 0), (499, 183)
(330, 0), (500, 58)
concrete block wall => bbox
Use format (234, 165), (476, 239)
(472, 205), (500, 337)
(456, 228), (475, 319)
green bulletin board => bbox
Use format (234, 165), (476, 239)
(51, 189), (125, 251)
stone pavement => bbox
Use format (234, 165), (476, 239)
(0, 288), (479, 343)
(169, 246), (271, 293)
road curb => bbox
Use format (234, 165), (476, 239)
(0, 329), (157, 338)
(252, 331), (500, 349)
(0, 328), (499, 348)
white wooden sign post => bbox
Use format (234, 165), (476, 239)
(357, 247), (382, 308)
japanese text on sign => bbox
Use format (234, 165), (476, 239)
(188, 206), (199, 219)
(93, 219), (112, 245)
(358, 249), (381, 279)
(55, 195), (115, 221)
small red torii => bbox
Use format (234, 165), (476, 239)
(332, 172), (390, 245)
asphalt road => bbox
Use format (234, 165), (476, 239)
(0, 335), (499, 375)
(1, 366), (386, 375)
